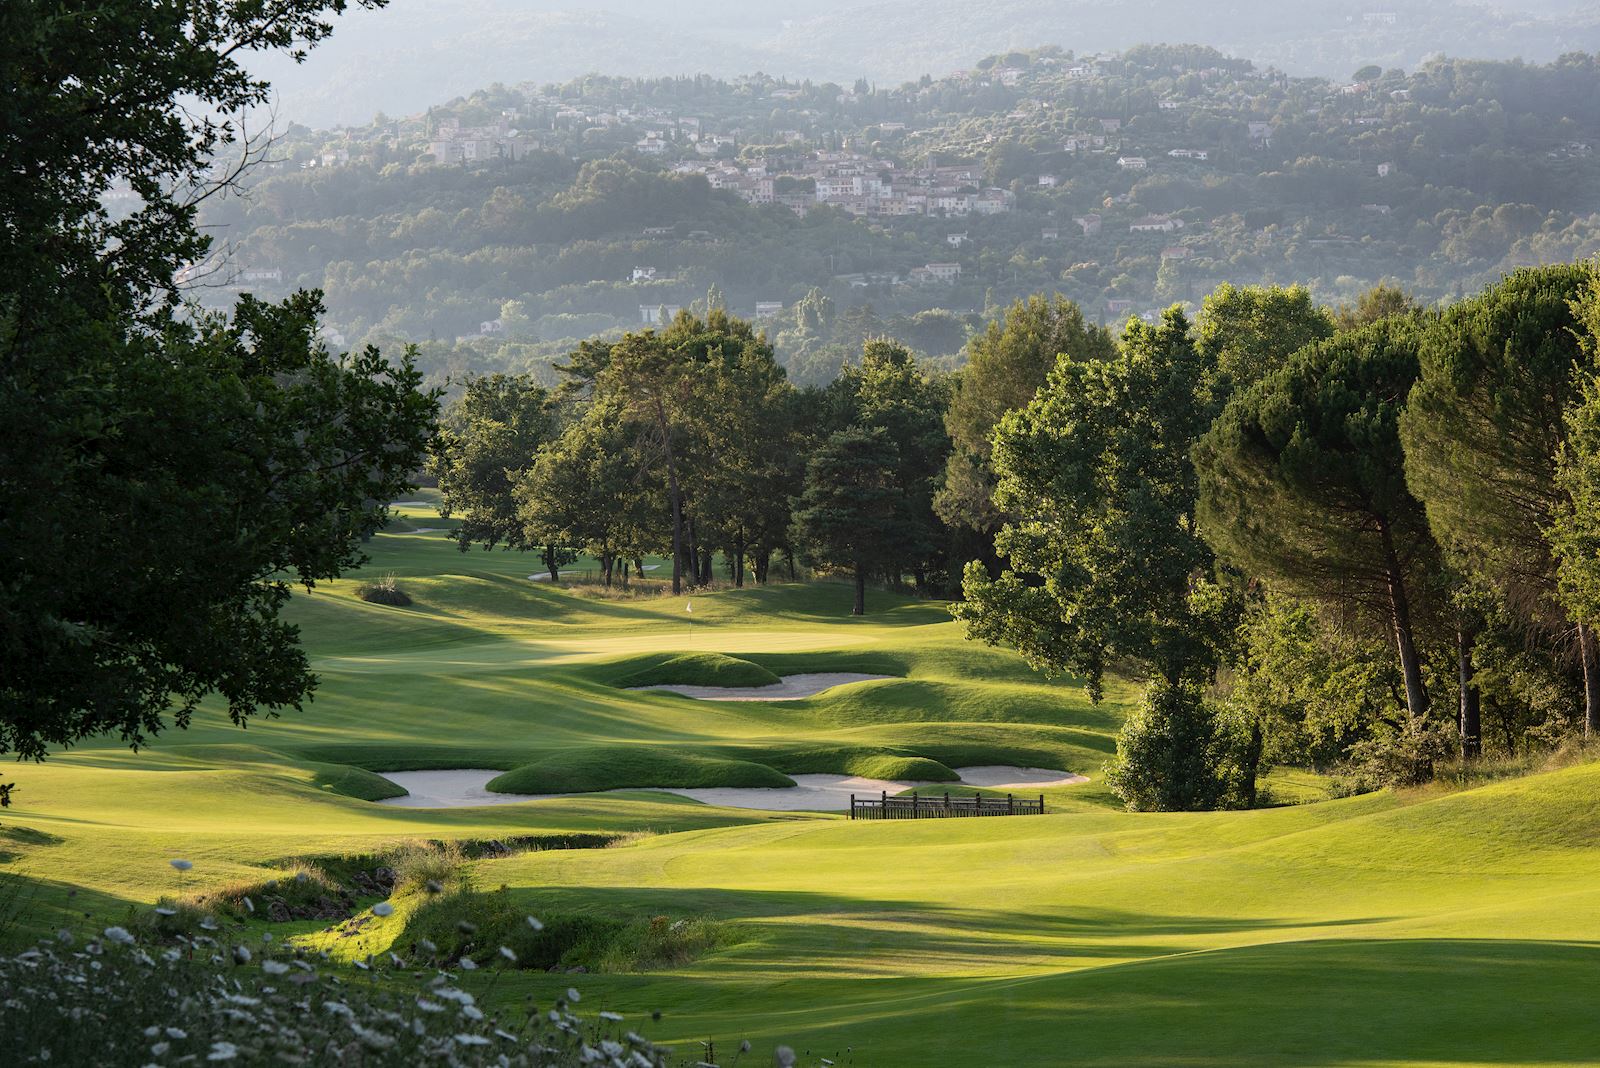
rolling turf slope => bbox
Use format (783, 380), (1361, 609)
(4, 509), (1598, 1066)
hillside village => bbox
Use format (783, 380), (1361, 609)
(201, 44), (1600, 375)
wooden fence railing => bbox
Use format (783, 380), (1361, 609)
(849, 791), (1045, 820)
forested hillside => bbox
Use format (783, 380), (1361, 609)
(202, 46), (1600, 387)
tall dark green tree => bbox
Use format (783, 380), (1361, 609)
(936, 296), (1114, 543)
(956, 309), (1224, 694)
(1196, 283), (1336, 391)
(791, 428), (903, 615)
(429, 373), (570, 581)
(1400, 263), (1600, 733)
(956, 308), (1246, 809)
(1196, 317), (1440, 725)
(1, 0), (438, 802)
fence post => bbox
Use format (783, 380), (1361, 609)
(882, 789), (887, 819)
(944, 791), (950, 816)
(1008, 793), (1014, 815)
(911, 791), (918, 819)
(1039, 793), (1045, 815)
(850, 793), (855, 821)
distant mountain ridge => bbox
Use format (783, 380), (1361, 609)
(254, 0), (1600, 129)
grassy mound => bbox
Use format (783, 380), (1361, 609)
(487, 746), (794, 794)
(398, 886), (724, 973)
(615, 652), (781, 689)
(307, 761), (409, 801)
(355, 573), (413, 606)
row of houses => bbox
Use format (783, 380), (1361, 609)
(670, 152), (1016, 219)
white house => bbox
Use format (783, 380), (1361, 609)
(947, 232), (969, 247)
(631, 266), (658, 282)
(1130, 214), (1184, 233)
(639, 305), (683, 325)
(1118, 156), (1148, 170)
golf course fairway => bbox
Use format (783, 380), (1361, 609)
(3, 504), (1597, 1066)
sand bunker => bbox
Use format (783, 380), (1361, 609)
(374, 766), (1087, 812)
(630, 672), (895, 701)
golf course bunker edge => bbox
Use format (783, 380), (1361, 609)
(374, 766), (1088, 811)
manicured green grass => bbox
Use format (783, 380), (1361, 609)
(486, 746), (796, 793)
(9, 520), (1596, 1065)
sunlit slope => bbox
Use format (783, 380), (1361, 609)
(475, 761), (1600, 1066)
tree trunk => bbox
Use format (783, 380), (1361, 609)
(1240, 718), (1264, 808)
(683, 515), (698, 589)
(1458, 625), (1481, 759)
(655, 397), (684, 595)
(700, 547), (713, 586)
(733, 543), (745, 588)
(634, 556), (644, 579)
(853, 559), (866, 616)
(1377, 518), (1428, 720)
(544, 544), (561, 584)
(786, 550), (797, 582)
(1580, 623), (1600, 737)
(754, 549), (770, 584)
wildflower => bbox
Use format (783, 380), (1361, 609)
(323, 1000), (353, 1018)
(349, 1021), (395, 1051)
(418, 939), (438, 954)
(166, 1028), (187, 1040)
(232, 945), (252, 965)
(822, 1060), (835, 1066)
(525, 916), (544, 931)
(600, 1011), (623, 1022)
(262, 960), (290, 976)
(459, 958), (477, 971)
(567, 987), (581, 1003)
(169, 859), (193, 872)
(495, 1030), (518, 1042)
(103, 926), (135, 945)
(154, 907), (177, 918)
(206, 1041), (238, 1061)
(416, 998), (445, 1013)
(223, 993), (261, 1007)
(199, 917), (219, 932)
(454, 1034), (490, 1047)
(389, 952), (404, 968)
(241, 897), (254, 914)
(740, 1040), (752, 1053)
(461, 1004), (484, 1021)
(354, 959), (370, 971)
(456, 920), (477, 935)
(774, 1047), (796, 1067)
(372, 902), (394, 918)
(498, 946), (517, 963)
(151, 1041), (171, 1055)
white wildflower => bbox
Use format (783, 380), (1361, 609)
(154, 907), (177, 918)
(103, 926), (135, 945)
(775, 1047), (796, 1068)
(566, 987), (581, 1003)
(458, 958), (477, 971)
(525, 916), (543, 931)
(151, 1041), (170, 1056)
(454, 1034), (490, 1047)
(600, 1011), (623, 1022)
(461, 1004), (484, 1021)
(371, 902), (394, 918)
(498, 946), (516, 963)
(323, 1001), (353, 1018)
(206, 1041), (238, 1061)
(262, 960), (290, 976)
(416, 998), (445, 1014)
(418, 939), (438, 954)
(231, 945), (251, 964)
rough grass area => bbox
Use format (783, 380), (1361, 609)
(487, 747), (795, 794)
(399, 886), (724, 974)
(614, 652), (781, 689)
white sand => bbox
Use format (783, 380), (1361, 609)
(630, 672), (895, 701)
(954, 765), (1090, 789)
(389, 501), (431, 508)
(374, 766), (1086, 811)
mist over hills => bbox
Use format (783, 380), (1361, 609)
(255, 0), (1600, 128)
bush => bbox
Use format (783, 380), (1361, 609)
(1333, 719), (1457, 793)
(355, 572), (412, 606)
(1104, 679), (1258, 811)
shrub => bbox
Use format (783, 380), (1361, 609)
(1334, 718), (1457, 793)
(355, 572), (412, 606)
(1103, 679), (1257, 811)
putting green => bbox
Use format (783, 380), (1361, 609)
(3, 517), (1595, 1066)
